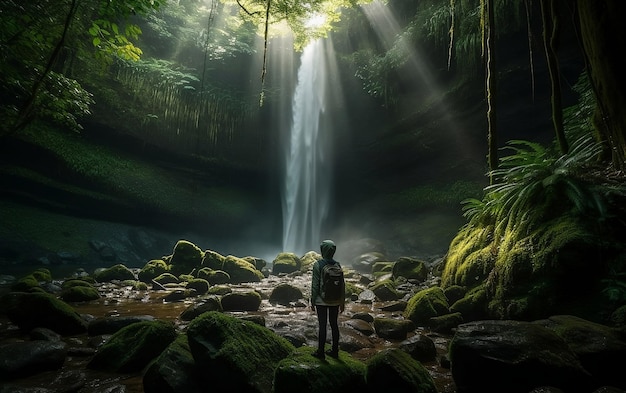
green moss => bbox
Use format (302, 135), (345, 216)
(365, 348), (436, 393)
(61, 285), (101, 302)
(31, 268), (52, 282)
(11, 274), (41, 292)
(154, 273), (179, 285)
(391, 257), (428, 281)
(62, 279), (93, 289)
(93, 264), (136, 282)
(222, 255), (264, 284)
(450, 285), (488, 322)
(202, 250), (225, 270)
(186, 278), (209, 294)
(187, 311), (295, 392)
(403, 286), (449, 325)
(274, 346), (367, 393)
(441, 224), (495, 288)
(88, 320), (177, 373)
(17, 123), (255, 223)
(138, 259), (169, 283)
(372, 262), (394, 274)
(344, 282), (363, 298)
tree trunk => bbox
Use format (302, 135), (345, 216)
(577, 0), (626, 168)
(541, 0), (568, 154)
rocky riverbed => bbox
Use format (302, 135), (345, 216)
(0, 263), (457, 393)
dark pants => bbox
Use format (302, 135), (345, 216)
(316, 305), (339, 353)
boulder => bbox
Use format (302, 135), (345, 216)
(403, 286), (450, 326)
(274, 346), (367, 393)
(93, 264), (136, 282)
(138, 259), (169, 283)
(399, 334), (437, 362)
(428, 312), (463, 334)
(272, 252), (302, 275)
(187, 311), (295, 393)
(345, 318), (375, 336)
(392, 257), (429, 282)
(1, 292), (87, 335)
(373, 317), (413, 340)
(179, 296), (222, 321)
(221, 291), (262, 311)
(269, 283), (303, 306)
(87, 320), (177, 373)
(186, 278), (209, 294)
(169, 240), (204, 275)
(0, 340), (67, 380)
(87, 315), (156, 336)
(535, 315), (626, 390)
(196, 268), (230, 285)
(143, 334), (203, 393)
(60, 284), (101, 302)
(449, 320), (591, 393)
(201, 249), (226, 270)
(369, 279), (401, 301)
(222, 255), (264, 283)
(365, 348), (437, 393)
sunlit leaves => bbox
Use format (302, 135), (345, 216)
(227, 0), (371, 50)
(35, 72), (94, 132)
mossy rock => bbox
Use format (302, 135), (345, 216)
(60, 285), (101, 302)
(369, 279), (401, 302)
(344, 282), (363, 299)
(299, 251), (320, 272)
(443, 285), (467, 305)
(1, 292), (87, 335)
(450, 285), (489, 322)
(93, 264), (136, 282)
(222, 255), (264, 284)
(154, 272), (179, 285)
(31, 268), (52, 282)
(272, 252), (302, 275)
(243, 256), (267, 271)
(274, 346), (367, 393)
(373, 317), (413, 340)
(87, 320), (177, 373)
(61, 279), (93, 289)
(138, 259), (169, 283)
(221, 291), (262, 311)
(428, 312), (464, 334)
(143, 334), (203, 393)
(187, 311), (295, 393)
(186, 278), (209, 294)
(208, 285), (232, 296)
(372, 261), (394, 274)
(269, 283), (303, 305)
(440, 225), (495, 288)
(365, 348), (437, 393)
(196, 267), (230, 285)
(169, 240), (205, 275)
(179, 296), (222, 321)
(403, 286), (449, 326)
(11, 274), (41, 292)
(201, 249), (225, 270)
(392, 257), (429, 282)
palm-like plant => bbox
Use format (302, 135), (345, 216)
(463, 134), (606, 241)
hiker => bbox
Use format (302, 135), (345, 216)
(310, 239), (345, 359)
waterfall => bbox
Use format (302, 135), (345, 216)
(282, 39), (330, 255)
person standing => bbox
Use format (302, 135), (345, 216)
(310, 239), (345, 359)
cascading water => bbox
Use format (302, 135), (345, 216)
(282, 39), (330, 255)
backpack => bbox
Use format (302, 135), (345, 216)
(320, 260), (344, 303)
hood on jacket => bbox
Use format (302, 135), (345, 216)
(320, 240), (336, 259)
